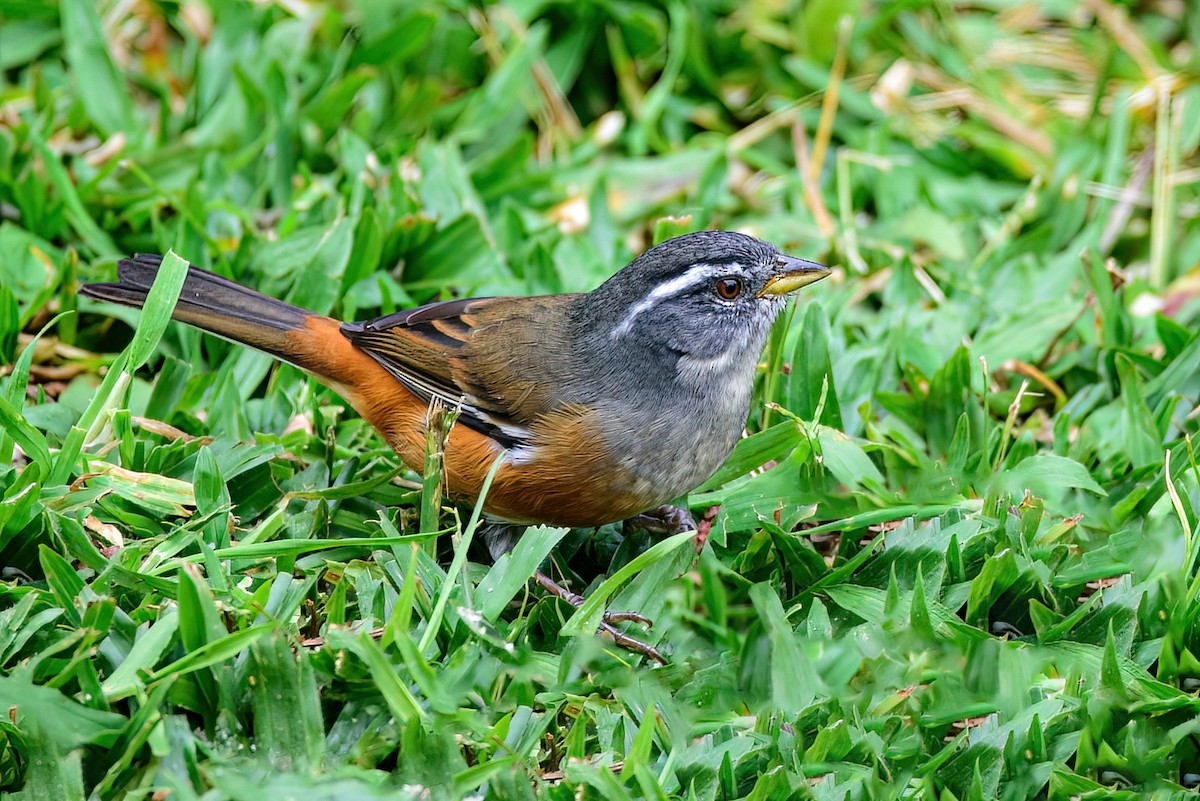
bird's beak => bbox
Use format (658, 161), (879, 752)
(758, 255), (832, 296)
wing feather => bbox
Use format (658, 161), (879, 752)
(341, 297), (531, 448)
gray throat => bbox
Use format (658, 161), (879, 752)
(561, 304), (778, 508)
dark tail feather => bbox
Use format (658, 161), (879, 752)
(80, 254), (313, 365)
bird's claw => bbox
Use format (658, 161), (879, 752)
(600, 610), (653, 627)
(597, 619), (666, 665)
(624, 504), (697, 536)
(534, 570), (667, 665)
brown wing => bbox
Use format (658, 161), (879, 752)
(340, 295), (575, 449)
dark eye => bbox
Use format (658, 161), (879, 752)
(715, 277), (743, 300)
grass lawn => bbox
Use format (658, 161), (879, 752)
(2, 1), (1200, 798)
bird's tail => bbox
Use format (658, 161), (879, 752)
(80, 254), (343, 377)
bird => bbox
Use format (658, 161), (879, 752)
(80, 230), (830, 662)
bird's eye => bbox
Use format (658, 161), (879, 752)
(715, 277), (743, 300)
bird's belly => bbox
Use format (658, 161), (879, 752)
(617, 419), (740, 505)
(444, 403), (741, 528)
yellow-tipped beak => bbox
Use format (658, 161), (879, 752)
(759, 255), (832, 297)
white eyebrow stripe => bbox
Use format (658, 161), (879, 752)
(610, 262), (744, 339)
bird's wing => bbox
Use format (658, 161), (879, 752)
(340, 296), (572, 448)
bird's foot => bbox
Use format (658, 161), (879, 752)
(623, 504), (697, 536)
(533, 570), (666, 665)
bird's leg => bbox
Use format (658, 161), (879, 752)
(482, 520), (667, 663)
(533, 570), (667, 665)
(623, 504), (697, 536)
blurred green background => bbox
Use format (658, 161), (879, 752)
(2, 0), (1200, 798)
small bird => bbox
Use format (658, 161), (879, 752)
(81, 230), (830, 661)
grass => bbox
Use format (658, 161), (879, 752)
(2, 0), (1200, 798)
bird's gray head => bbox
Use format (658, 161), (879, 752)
(577, 231), (829, 375)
